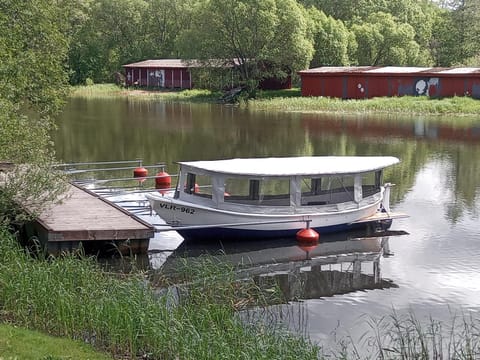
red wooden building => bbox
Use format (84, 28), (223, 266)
(299, 66), (480, 99)
(124, 59), (292, 90)
(123, 59), (195, 89)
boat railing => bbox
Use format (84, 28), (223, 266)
(56, 159), (177, 191)
(54, 160), (178, 217)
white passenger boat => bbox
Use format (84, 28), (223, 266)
(145, 156), (406, 240)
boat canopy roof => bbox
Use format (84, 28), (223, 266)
(177, 156), (400, 177)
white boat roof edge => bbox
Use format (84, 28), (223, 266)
(177, 156), (400, 177)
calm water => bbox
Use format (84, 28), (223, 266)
(55, 98), (480, 351)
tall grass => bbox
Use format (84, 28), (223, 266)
(248, 94), (480, 117)
(323, 309), (480, 359)
(0, 228), (319, 359)
(70, 84), (124, 98)
(70, 84), (219, 102)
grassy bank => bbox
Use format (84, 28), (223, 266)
(0, 227), (318, 359)
(70, 84), (480, 116)
(249, 91), (480, 116)
(70, 84), (220, 102)
(0, 324), (111, 359)
(3, 226), (480, 358)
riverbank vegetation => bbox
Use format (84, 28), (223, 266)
(70, 84), (220, 102)
(71, 84), (480, 118)
(0, 1), (70, 225)
(0, 324), (111, 360)
(2, 1), (480, 358)
(3, 226), (480, 359)
(250, 92), (480, 116)
(0, 229), (319, 359)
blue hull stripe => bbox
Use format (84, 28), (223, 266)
(177, 220), (391, 241)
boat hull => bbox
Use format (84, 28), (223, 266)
(175, 222), (374, 241)
(146, 193), (390, 240)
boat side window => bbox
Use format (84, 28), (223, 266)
(362, 171), (382, 197)
(301, 176), (355, 205)
(224, 178), (290, 206)
(184, 172), (212, 199)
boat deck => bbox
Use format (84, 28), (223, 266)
(351, 211), (409, 224)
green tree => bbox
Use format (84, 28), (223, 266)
(307, 7), (355, 67)
(143, 0), (197, 59)
(430, 8), (459, 66)
(301, 0), (438, 66)
(385, 0), (438, 66)
(445, 0), (480, 65)
(176, 0), (314, 94)
(68, 0), (198, 85)
(351, 12), (420, 66)
(0, 0), (69, 224)
(68, 0), (150, 84)
(299, 0), (367, 21)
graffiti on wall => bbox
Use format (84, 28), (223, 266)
(357, 83), (365, 94)
(415, 78), (439, 96)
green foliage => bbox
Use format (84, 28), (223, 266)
(176, 0), (314, 89)
(0, 0), (70, 224)
(336, 310), (480, 359)
(307, 7), (354, 67)
(0, 0), (69, 115)
(431, 9), (457, 66)
(67, 0), (197, 85)
(0, 227), (320, 359)
(249, 94), (480, 117)
(64, 0), (480, 88)
(351, 12), (420, 66)
(70, 84), (220, 102)
(449, 0), (480, 62)
(67, 0), (145, 84)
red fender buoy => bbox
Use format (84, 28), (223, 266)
(296, 227), (319, 243)
(133, 167), (148, 182)
(155, 171), (171, 192)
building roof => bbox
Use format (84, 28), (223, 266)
(123, 59), (240, 69)
(299, 66), (480, 76)
(123, 59), (197, 68)
(177, 156), (400, 177)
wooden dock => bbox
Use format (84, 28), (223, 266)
(24, 183), (154, 255)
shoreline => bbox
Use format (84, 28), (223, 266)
(70, 84), (480, 123)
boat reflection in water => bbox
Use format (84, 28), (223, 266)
(158, 229), (404, 301)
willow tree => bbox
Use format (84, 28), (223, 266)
(176, 0), (314, 95)
(443, 0), (480, 65)
(68, 0), (150, 84)
(307, 7), (355, 67)
(0, 0), (70, 225)
(351, 12), (420, 66)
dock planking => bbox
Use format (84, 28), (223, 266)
(24, 183), (154, 255)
